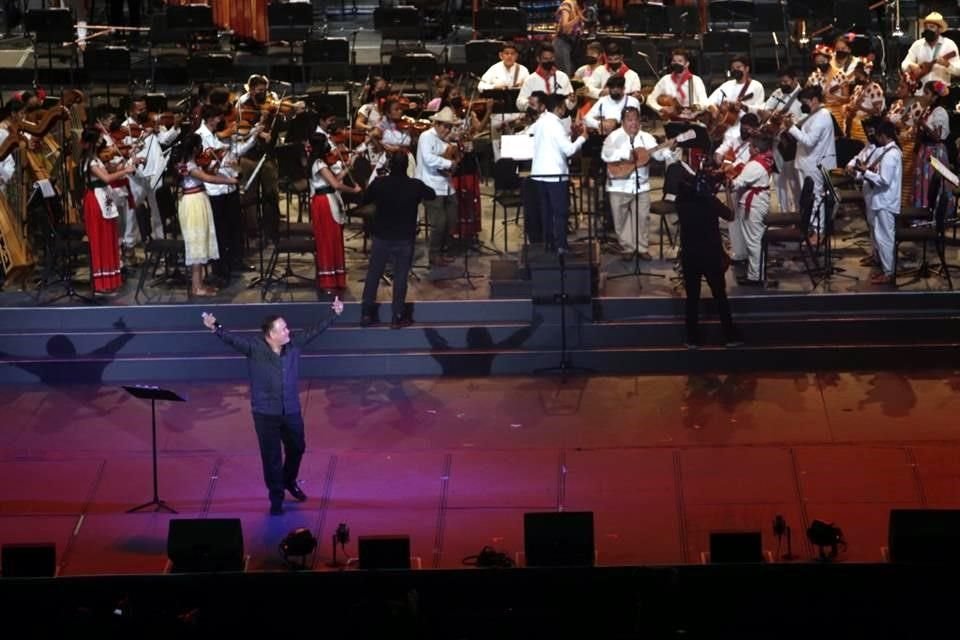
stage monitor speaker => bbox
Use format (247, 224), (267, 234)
(524, 511), (595, 567)
(167, 518), (244, 573)
(624, 3), (666, 34)
(25, 8), (74, 43)
(709, 531), (763, 563)
(358, 535), (411, 569)
(268, 1), (313, 42)
(477, 7), (528, 40)
(889, 509), (960, 563)
(1, 543), (56, 577)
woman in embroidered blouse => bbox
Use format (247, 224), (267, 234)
(178, 133), (239, 297)
(914, 80), (954, 212)
(308, 134), (361, 293)
(887, 75), (923, 209)
(80, 128), (139, 295)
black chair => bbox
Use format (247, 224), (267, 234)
(465, 39), (505, 78)
(491, 158), (523, 253)
(760, 176), (819, 286)
(895, 175), (955, 289)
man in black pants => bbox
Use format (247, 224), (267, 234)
(674, 165), (742, 349)
(360, 153), (436, 328)
(202, 297), (343, 515)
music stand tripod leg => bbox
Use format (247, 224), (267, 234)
(127, 398), (177, 513)
(533, 253), (594, 382)
(607, 173), (665, 281)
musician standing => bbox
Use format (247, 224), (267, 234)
(600, 106), (672, 259)
(729, 135), (775, 286)
(708, 56), (765, 112)
(122, 98), (165, 242)
(478, 43), (529, 91)
(842, 62), (886, 143)
(553, 0), (585, 75)
(887, 75), (923, 209)
(786, 86), (837, 235)
(583, 76), (640, 136)
(852, 120), (902, 285)
(914, 80), (954, 213)
(586, 42), (642, 100)
(308, 134), (361, 293)
(415, 107), (461, 268)
(573, 41), (605, 85)
(714, 112), (758, 169)
(236, 75), (281, 247)
(370, 97), (415, 177)
(0, 99), (22, 192)
(517, 44), (576, 112)
(758, 68), (804, 213)
(645, 49), (708, 119)
(901, 12), (960, 94)
(92, 106), (136, 267)
(532, 93), (587, 253)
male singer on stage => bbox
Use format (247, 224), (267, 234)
(786, 85), (836, 237)
(415, 107), (461, 268)
(757, 67), (804, 213)
(583, 76), (640, 136)
(601, 106), (673, 258)
(478, 42), (530, 91)
(729, 134), (775, 286)
(531, 93), (587, 253)
(708, 56), (765, 112)
(901, 12), (960, 93)
(646, 48), (708, 119)
(202, 298), (344, 515)
(517, 44), (577, 112)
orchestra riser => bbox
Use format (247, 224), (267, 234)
(0, 293), (957, 383)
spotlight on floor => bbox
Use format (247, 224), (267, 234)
(279, 528), (317, 569)
(807, 520), (845, 561)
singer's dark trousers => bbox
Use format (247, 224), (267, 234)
(252, 412), (305, 508)
(535, 179), (569, 251)
(681, 256), (736, 345)
(210, 191), (243, 281)
(522, 179), (543, 244)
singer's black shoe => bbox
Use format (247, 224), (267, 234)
(286, 483), (308, 502)
(270, 503), (284, 516)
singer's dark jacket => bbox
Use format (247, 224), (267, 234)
(214, 316), (335, 416)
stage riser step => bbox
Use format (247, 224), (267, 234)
(1, 317), (955, 358)
(2, 344), (957, 384)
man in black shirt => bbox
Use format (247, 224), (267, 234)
(360, 152), (436, 328)
(202, 298), (344, 515)
(673, 165), (742, 348)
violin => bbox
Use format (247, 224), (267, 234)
(332, 127), (368, 147)
(196, 147), (227, 171)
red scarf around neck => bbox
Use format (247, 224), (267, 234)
(536, 66), (557, 93)
(672, 69), (693, 102)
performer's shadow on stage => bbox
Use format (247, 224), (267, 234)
(424, 315), (543, 377)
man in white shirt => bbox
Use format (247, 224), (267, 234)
(532, 93), (587, 252)
(901, 11), (960, 94)
(415, 107), (460, 267)
(573, 41), (605, 84)
(585, 42), (642, 100)
(850, 120), (902, 284)
(729, 134), (775, 285)
(517, 44), (576, 112)
(196, 104), (263, 284)
(478, 43), (529, 92)
(708, 56), (765, 113)
(786, 85), (837, 234)
(583, 76), (641, 135)
(647, 48), (709, 119)
(714, 112), (758, 171)
(601, 106), (673, 258)
(122, 96), (167, 242)
(758, 67), (804, 213)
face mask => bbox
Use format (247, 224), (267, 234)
(585, 56), (597, 65)
(741, 129), (753, 140)
(254, 92), (266, 104)
(526, 107), (539, 119)
(817, 63), (830, 73)
(923, 29), (937, 43)
(779, 83), (793, 94)
(670, 63), (685, 74)
(866, 134), (878, 145)
(835, 50), (849, 60)
(541, 60), (555, 71)
(731, 69), (744, 81)
(608, 62), (622, 71)
(450, 97), (463, 109)
(801, 102), (811, 114)
(610, 91), (624, 101)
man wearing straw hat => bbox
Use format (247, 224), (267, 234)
(901, 12), (960, 94)
(415, 106), (461, 268)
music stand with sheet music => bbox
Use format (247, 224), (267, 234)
(123, 385), (186, 513)
(816, 164), (857, 284)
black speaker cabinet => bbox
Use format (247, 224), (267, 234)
(358, 535), (411, 569)
(167, 518), (244, 573)
(889, 509), (960, 563)
(1, 543), (56, 577)
(524, 511), (595, 567)
(709, 531), (763, 563)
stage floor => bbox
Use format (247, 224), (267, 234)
(2, 371), (959, 575)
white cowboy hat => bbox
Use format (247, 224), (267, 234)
(922, 12), (949, 32)
(430, 106), (461, 125)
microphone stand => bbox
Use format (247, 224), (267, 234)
(608, 151), (665, 283)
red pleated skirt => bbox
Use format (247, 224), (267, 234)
(83, 190), (122, 292)
(310, 194), (346, 290)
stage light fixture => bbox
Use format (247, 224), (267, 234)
(807, 519), (845, 561)
(279, 527), (317, 569)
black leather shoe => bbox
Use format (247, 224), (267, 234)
(391, 315), (413, 329)
(286, 483), (307, 502)
(270, 503), (284, 516)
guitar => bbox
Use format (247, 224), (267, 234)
(707, 93), (754, 141)
(607, 130), (695, 179)
(910, 51), (957, 82)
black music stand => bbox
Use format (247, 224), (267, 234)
(624, 3), (667, 34)
(482, 88), (521, 114)
(702, 30), (752, 78)
(124, 385), (186, 514)
(165, 3), (216, 48)
(476, 7), (527, 40)
(389, 51), (437, 91)
(303, 38), (351, 84)
(84, 45), (131, 108)
(25, 8), (76, 85)
(269, 1), (314, 92)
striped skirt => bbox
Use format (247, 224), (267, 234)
(914, 143), (955, 213)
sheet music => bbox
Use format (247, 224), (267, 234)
(500, 134), (534, 160)
(930, 156), (959, 188)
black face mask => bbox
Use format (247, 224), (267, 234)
(731, 69), (744, 81)
(450, 97), (464, 109)
(670, 63), (685, 75)
(779, 83), (794, 94)
(526, 107), (539, 119)
(585, 56), (597, 65)
(608, 62), (622, 71)
(923, 29), (938, 43)
(215, 119), (226, 132)
(610, 92), (624, 101)
(541, 60), (555, 71)
(866, 134), (878, 145)
(835, 50), (850, 60)
(254, 92), (266, 105)
(741, 129), (753, 141)
(817, 63), (830, 73)
(800, 102), (812, 114)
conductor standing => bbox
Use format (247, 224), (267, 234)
(202, 298), (344, 515)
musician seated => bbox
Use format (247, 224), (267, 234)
(517, 44), (576, 112)
(646, 48), (707, 120)
(901, 12), (960, 94)
(707, 56), (765, 113)
(586, 42), (642, 101)
(478, 43), (529, 92)
(714, 112), (759, 169)
(583, 76), (640, 136)
(573, 41), (605, 85)
(356, 89), (389, 131)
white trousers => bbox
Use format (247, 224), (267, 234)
(872, 207), (896, 276)
(797, 166), (826, 232)
(740, 201), (769, 281)
(777, 161), (800, 213)
(608, 190), (651, 253)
